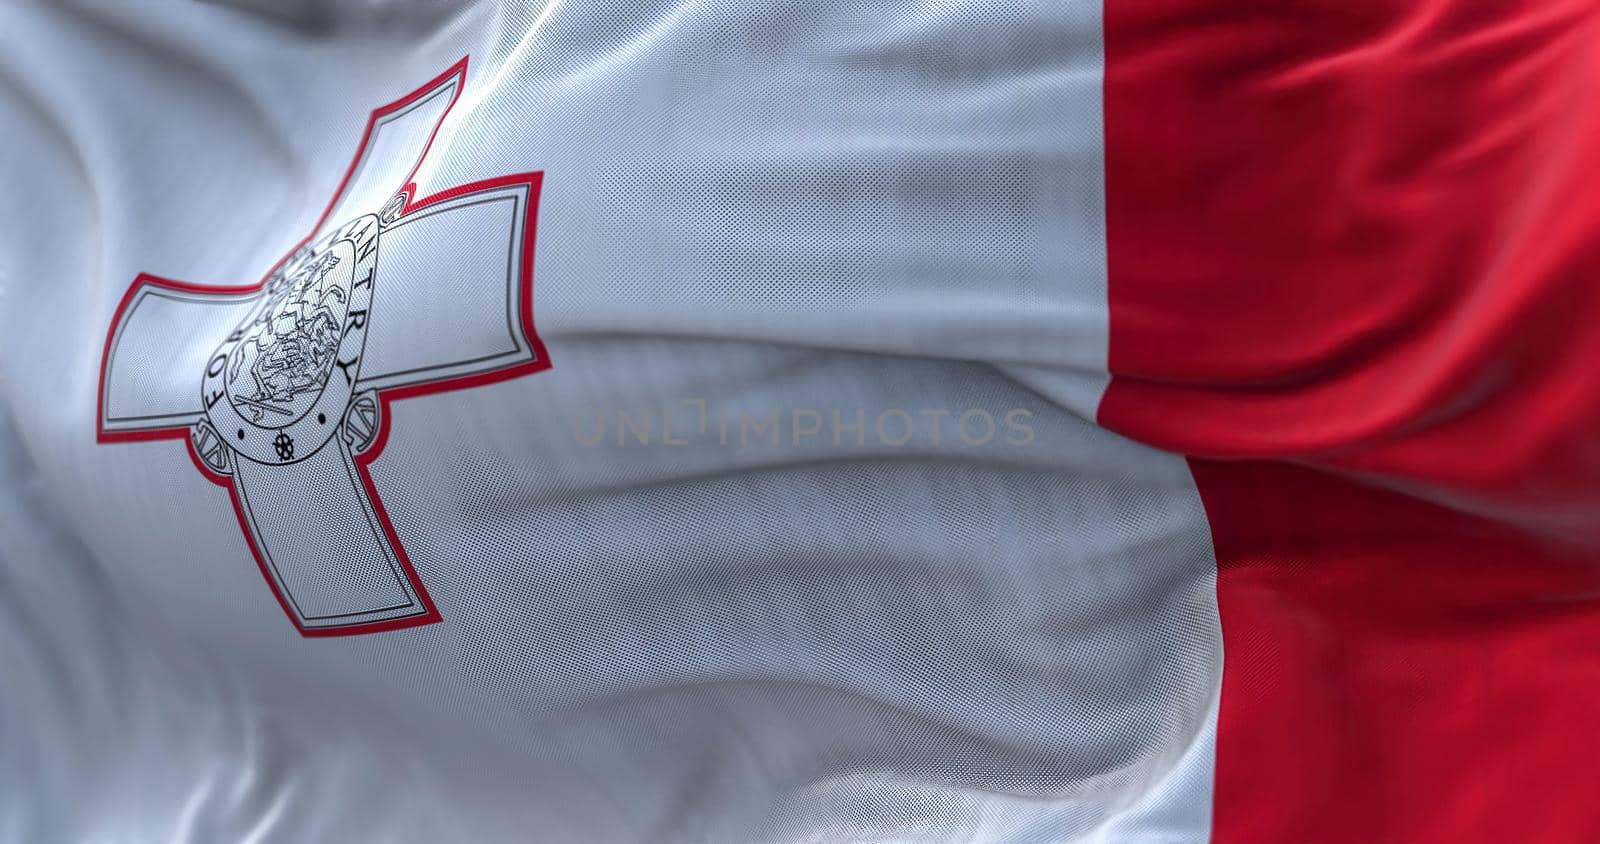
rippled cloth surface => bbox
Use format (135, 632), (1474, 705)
(9, 2), (1598, 842)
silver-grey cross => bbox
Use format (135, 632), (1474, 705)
(96, 59), (550, 635)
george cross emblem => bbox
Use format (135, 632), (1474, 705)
(96, 58), (549, 636)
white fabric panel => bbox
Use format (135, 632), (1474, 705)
(0, 1), (1221, 841)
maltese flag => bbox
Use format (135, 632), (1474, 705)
(1, 1), (1598, 842)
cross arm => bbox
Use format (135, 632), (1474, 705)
(355, 175), (545, 395)
(229, 432), (435, 634)
(98, 277), (261, 439)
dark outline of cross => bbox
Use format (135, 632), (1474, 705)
(94, 56), (551, 637)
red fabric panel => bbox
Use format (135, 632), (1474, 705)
(1193, 459), (1600, 843)
(1102, 3), (1600, 840)
(1102, 0), (1600, 536)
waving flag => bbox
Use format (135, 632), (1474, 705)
(1, 2), (1596, 841)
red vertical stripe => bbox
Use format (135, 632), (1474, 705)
(1102, 2), (1600, 840)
